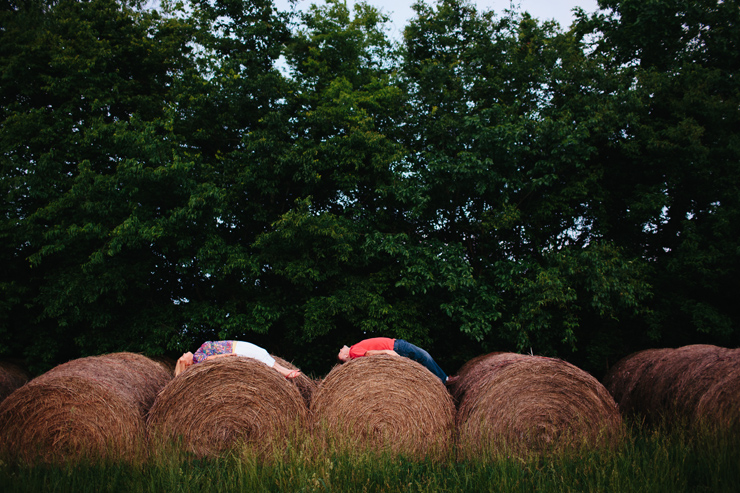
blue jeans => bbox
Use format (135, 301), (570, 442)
(393, 339), (447, 383)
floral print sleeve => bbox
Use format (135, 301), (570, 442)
(192, 340), (234, 364)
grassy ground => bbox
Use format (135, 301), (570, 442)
(1, 421), (737, 492)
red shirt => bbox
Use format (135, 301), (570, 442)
(349, 337), (396, 359)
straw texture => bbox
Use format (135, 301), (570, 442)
(457, 353), (623, 458)
(273, 355), (317, 408)
(604, 345), (740, 428)
(147, 356), (308, 458)
(0, 352), (171, 463)
(310, 355), (455, 459)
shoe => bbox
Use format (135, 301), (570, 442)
(445, 375), (459, 386)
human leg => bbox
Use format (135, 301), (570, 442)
(393, 339), (447, 382)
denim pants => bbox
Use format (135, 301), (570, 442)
(393, 339), (447, 382)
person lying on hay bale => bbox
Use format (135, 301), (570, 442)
(338, 337), (457, 385)
(175, 340), (302, 379)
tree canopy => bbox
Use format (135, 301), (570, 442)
(1, 0), (738, 377)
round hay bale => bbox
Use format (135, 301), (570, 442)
(310, 355), (455, 460)
(692, 348), (740, 429)
(602, 348), (673, 417)
(146, 357), (308, 458)
(448, 352), (513, 403)
(457, 353), (623, 458)
(645, 345), (730, 423)
(101, 352), (173, 415)
(272, 355), (317, 408)
(603, 345), (738, 427)
(622, 348), (683, 423)
(0, 352), (170, 463)
(0, 361), (30, 403)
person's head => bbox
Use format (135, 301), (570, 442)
(174, 351), (194, 377)
(337, 345), (350, 363)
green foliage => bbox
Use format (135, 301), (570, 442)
(1, 0), (737, 375)
(579, 0), (740, 349)
(400, 0), (654, 371)
(1, 0), (200, 371)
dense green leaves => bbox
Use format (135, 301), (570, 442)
(581, 0), (740, 350)
(1, 0), (737, 376)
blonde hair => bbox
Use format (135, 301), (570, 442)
(174, 352), (194, 377)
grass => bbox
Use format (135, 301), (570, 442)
(0, 421), (737, 492)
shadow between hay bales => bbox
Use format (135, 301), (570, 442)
(310, 355), (455, 461)
(146, 357), (308, 460)
(456, 353), (623, 460)
(149, 355), (177, 375)
(0, 352), (171, 464)
(272, 355), (317, 408)
(0, 361), (30, 404)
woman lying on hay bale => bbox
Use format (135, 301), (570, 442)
(148, 357), (308, 458)
(175, 340), (302, 379)
(337, 337), (457, 385)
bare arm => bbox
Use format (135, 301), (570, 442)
(364, 349), (399, 357)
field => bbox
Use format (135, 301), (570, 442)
(0, 420), (737, 492)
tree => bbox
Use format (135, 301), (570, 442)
(401, 0), (653, 373)
(3, 0), (734, 379)
(0, 0), (212, 371)
(579, 0), (740, 350)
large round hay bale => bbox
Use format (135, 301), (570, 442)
(448, 352), (513, 403)
(0, 361), (30, 403)
(147, 356), (308, 458)
(0, 352), (171, 463)
(99, 352), (173, 414)
(272, 355), (317, 408)
(603, 345), (739, 428)
(602, 348), (673, 416)
(310, 355), (455, 460)
(695, 349), (740, 429)
(457, 353), (623, 458)
(621, 348), (682, 423)
(641, 345), (730, 422)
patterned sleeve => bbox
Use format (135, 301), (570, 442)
(192, 340), (234, 364)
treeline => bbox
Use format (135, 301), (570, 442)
(1, 0), (738, 377)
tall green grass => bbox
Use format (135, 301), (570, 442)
(1, 421), (737, 492)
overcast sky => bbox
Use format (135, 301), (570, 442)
(274, 0), (602, 38)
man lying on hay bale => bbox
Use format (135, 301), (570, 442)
(338, 337), (457, 385)
(312, 354), (456, 459)
(175, 340), (302, 379)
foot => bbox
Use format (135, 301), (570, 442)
(285, 369), (301, 379)
(445, 375), (459, 386)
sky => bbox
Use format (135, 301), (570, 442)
(274, 0), (602, 38)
